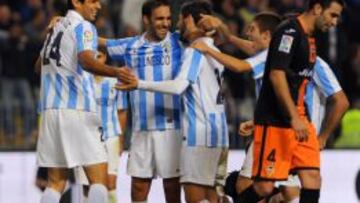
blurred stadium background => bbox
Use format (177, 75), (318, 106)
(0, 0), (359, 202)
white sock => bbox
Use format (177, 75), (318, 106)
(40, 188), (61, 203)
(108, 189), (117, 203)
(289, 197), (300, 203)
(88, 184), (108, 203)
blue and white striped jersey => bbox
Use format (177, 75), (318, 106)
(305, 58), (342, 133)
(245, 50), (342, 133)
(179, 37), (228, 148)
(245, 50), (268, 99)
(106, 32), (183, 132)
(39, 10), (98, 112)
(95, 77), (128, 140)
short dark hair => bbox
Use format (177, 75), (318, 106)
(142, 0), (170, 18)
(253, 12), (282, 35)
(67, 0), (85, 10)
(180, 0), (212, 24)
(306, 0), (345, 10)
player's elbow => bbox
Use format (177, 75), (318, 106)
(331, 91), (349, 113)
(78, 52), (94, 72)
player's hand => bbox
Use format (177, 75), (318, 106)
(191, 41), (210, 53)
(317, 134), (328, 150)
(238, 120), (254, 136)
(197, 14), (222, 33)
(291, 117), (308, 142)
(46, 16), (62, 32)
(114, 67), (138, 91)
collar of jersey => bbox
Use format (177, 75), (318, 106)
(193, 36), (214, 45)
(139, 32), (171, 47)
(66, 10), (85, 21)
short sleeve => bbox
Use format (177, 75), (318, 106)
(312, 57), (342, 97)
(74, 22), (98, 53)
(267, 24), (299, 71)
(177, 48), (203, 83)
(116, 90), (128, 110)
(246, 50), (267, 79)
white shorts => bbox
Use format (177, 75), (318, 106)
(239, 141), (254, 178)
(36, 109), (107, 168)
(180, 146), (227, 187)
(74, 136), (121, 185)
(239, 141), (301, 187)
(127, 129), (182, 178)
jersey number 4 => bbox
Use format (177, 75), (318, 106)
(42, 30), (64, 67)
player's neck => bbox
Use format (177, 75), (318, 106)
(187, 30), (204, 43)
(145, 31), (165, 43)
(298, 13), (316, 35)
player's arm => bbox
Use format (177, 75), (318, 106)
(313, 58), (349, 148)
(268, 27), (308, 140)
(78, 51), (120, 77)
(318, 91), (349, 148)
(197, 14), (256, 55)
(116, 48), (203, 95)
(191, 41), (252, 73)
(35, 57), (41, 74)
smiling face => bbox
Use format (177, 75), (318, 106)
(315, 2), (343, 32)
(144, 5), (171, 41)
(73, 0), (101, 21)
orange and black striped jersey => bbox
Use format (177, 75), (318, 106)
(254, 17), (317, 127)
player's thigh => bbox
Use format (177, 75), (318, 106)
(83, 162), (108, 185)
(183, 183), (207, 203)
(252, 125), (297, 180)
(153, 130), (182, 178)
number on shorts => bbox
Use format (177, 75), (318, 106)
(42, 30), (64, 67)
(267, 149), (276, 162)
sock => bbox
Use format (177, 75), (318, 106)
(108, 189), (117, 203)
(300, 188), (320, 203)
(40, 188), (61, 203)
(88, 184), (108, 203)
(290, 197), (300, 203)
(236, 185), (264, 203)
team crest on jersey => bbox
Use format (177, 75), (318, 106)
(83, 30), (93, 43)
(278, 34), (294, 53)
(266, 162), (275, 176)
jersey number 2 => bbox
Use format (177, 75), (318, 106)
(42, 30), (64, 67)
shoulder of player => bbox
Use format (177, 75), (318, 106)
(273, 19), (300, 38)
(313, 57), (333, 77)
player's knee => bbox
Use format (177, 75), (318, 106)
(281, 186), (300, 201)
(254, 181), (275, 197)
(131, 179), (151, 200)
(107, 175), (117, 190)
(48, 180), (67, 193)
(300, 170), (321, 188)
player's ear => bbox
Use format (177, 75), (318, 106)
(72, 0), (82, 9)
(142, 15), (150, 27)
(313, 3), (323, 15)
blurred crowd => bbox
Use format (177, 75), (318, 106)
(0, 0), (359, 149)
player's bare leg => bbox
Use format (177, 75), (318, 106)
(236, 175), (253, 193)
(298, 170), (321, 203)
(131, 177), (152, 202)
(40, 168), (69, 203)
(205, 187), (218, 203)
(183, 183), (208, 203)
(108, 174), (117, 203)
(268, 186), (300, 203)
(163, 177), (181, 203)
(84, 163), (108, 203)
(47, 168), (69, 193)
